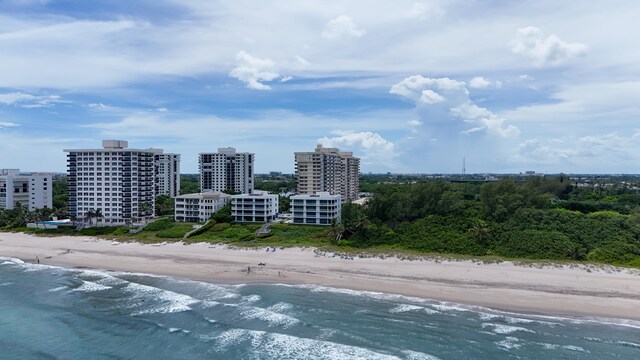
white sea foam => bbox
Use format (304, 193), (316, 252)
(215, 329), (407, 359)
(122, 282), (200, 315)
(73, 280), (112, 292)
(0, 257), (24, 264)
(402, 350), (443, 360)
(242, 294), (261, 303)
(496, 337), (521, 350)
(389, 304), (440, 315)
(481, 323), (535, 335)
(267, 302), (294, 313)
(240, 307), (300, 328)
(562, 345), (588, 352)
(0, 282), (12, 286)
(168, 328), (191, 334)
(48, 286), (68, 292)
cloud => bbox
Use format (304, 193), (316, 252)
(0, 92), (36, 105)
(0, 92), (65, 108)
(405, 2), (443, 19)
(321, 15), (365, 39)
(510, 26), (588, 66)
(390, 75), (519, 137)
(469, 76), (491, 89)
(510, 133), (637, 171)
(318, 130), (397, 166)
(0, 121), (19, 128)
(229, 51), (282, 90)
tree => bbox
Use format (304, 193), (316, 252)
(155, 195), (174, 216)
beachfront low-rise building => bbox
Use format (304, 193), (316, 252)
(174, 191), (231, 223)
(291, 192), (341, 225)
(0, 169), (52, 210)
(231, 191), (278, 223)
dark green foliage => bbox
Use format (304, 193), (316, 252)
(254, 176), (296, 193)
(143, 218), (175, 231)
(155, 195), (174, 216)
(156, 226), (192, 238)
(180, 174), (199, 195)
(338, 176), (640, 267)
(279, 196), (290, 212)
(212, 205), (232, 223)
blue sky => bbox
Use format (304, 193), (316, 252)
(1, 0), (639, 174)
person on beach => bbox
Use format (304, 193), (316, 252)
(36, 256), (39, 264)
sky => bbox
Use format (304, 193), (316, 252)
(0, 0), (639, 174)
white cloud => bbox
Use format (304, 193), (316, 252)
(0, 92), (65, 108)
(318, 130), (397, 166)
(229, 51), (282, 90)
(405, 2), (443, 19)
(469, 76), (491, 89)
(390, 75), (519, 137)
(510, 133), (637, 171)
(0, 92), (36, 105)
(420, 89), (445, 104)
(510, 26), (588, 66)
(321, 15), (365, 39)
(0, 121), (19, 128)
(408, 119), (423, 126)
(519, 74), (534, 81)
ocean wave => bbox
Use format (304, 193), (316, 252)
(73, 280), (112, 293)
(0, 282), (13, 286)
(481, 323), (535, 335)
(496, 336), (521, 350)
(122, 282), (200, 315)
(48, 286), (67, 292)
(267, 302), (294, 313)
(240, 306), (301, 328)
(402, 350), (442, 360)
(0, 256), (24, 264)
(242, 294), (261, 303)
(214, 329), (412, 359)
(389, 304), (439, 315)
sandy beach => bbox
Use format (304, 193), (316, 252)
(1, 231), (639, 321)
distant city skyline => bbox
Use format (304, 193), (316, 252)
(1, 1), (639, 174)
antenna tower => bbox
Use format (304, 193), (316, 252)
(462, 157), (466, 175)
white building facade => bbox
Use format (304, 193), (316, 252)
(174, 191), (230, 223)
(64, 140), (179, 225)
(295, 145), (360, 201)
(199, 147), (254, 194)
(291, 192), (341, 226)
(231, 191), (278, 223)
(155, 153), (181, 198)
(0, 169), (52, 210)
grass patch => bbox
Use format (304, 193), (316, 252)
(143, 218), (175, 231)
(156, 225), (192, 238)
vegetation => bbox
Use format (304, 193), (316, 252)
(5, 174), (640, 268)
(336, 176), (640, 267)
(180, 174), (199, 195)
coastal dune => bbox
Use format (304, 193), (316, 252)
(1, 232), (639, 321)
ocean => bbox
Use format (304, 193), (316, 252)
(1, 257), (638, 359)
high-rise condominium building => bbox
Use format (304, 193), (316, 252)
(0, 169), (52, 210)
(155, 153), (180, 198)
(199, 147), (254, 194)
(64, 140), (180, 225)
(294, 145), (360, 201)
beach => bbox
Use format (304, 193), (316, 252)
(1, 231), (639, 321)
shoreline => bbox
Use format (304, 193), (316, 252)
(2, 232), (640, 322)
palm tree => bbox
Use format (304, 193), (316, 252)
(93, 209), (103, 226)
(470, 219), (490, 244)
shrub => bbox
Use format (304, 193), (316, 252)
(156, 226), (192, 238)
(143, 218), (175, 232)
